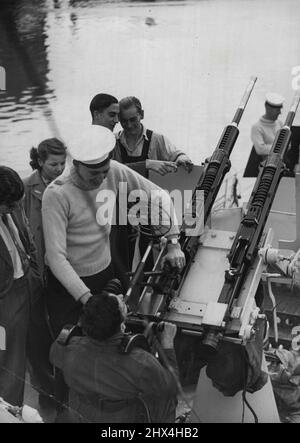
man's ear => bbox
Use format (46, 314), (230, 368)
(140, 109), (144, 119)
(94, 110), (102, 121)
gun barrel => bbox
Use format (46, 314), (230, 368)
(232, 76), (257, 125)
(284, 90), (300, 128)
(164, 78), (257, 305)
(196, 76), (257, 224)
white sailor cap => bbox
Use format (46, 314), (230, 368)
(69, 125), (116, 167)
(265, 92), (285, 108)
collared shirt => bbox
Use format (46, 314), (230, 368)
(115, 125), (184, 162)
(0, 215), (24, 279)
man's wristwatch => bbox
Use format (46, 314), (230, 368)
(167, 237), (179, 246)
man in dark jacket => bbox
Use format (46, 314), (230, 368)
(50, 289), (179, 423)
(0, 166), (41, 406)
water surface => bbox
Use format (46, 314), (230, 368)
(0, 0), (299, 180)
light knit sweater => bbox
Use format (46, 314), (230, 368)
(42, 160), (179, 301)
(251, 117), (283, 156)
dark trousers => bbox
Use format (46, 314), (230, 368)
(110, 225), (130, 289)
(26, 292), (55, 397)
(0, 275), (30, 406)
(45, 264), (115, 339)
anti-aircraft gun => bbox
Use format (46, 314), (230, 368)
(199, 90), (300, 352)
(124, 76), (257, 323)
(178, 91), (300, 424)
(122, 83), (300, 424)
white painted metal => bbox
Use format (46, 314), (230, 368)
(191, 356), (280, 423)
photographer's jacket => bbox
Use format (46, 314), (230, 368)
(50, 333), (178, 423)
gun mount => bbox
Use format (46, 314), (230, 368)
(201, 90), (300, 352)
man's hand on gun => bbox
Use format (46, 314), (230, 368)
(161, 241), (186, 271)
(158, 322), (177, 349)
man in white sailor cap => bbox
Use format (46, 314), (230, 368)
(251, 92), (285, 158)
(42, 125), (185, 338)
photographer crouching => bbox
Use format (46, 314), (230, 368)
(50, 283), (178, 423)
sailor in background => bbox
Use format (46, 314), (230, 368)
(244, 93), (284, 177)
(251, 92), (284, 158)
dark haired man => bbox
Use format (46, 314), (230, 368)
(113, 96), (193, 177)
(0, 166), (41, 406)
(89, 93), (119, 131)
(50, 290), (178, 423)
(89, 93), (129, 284)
